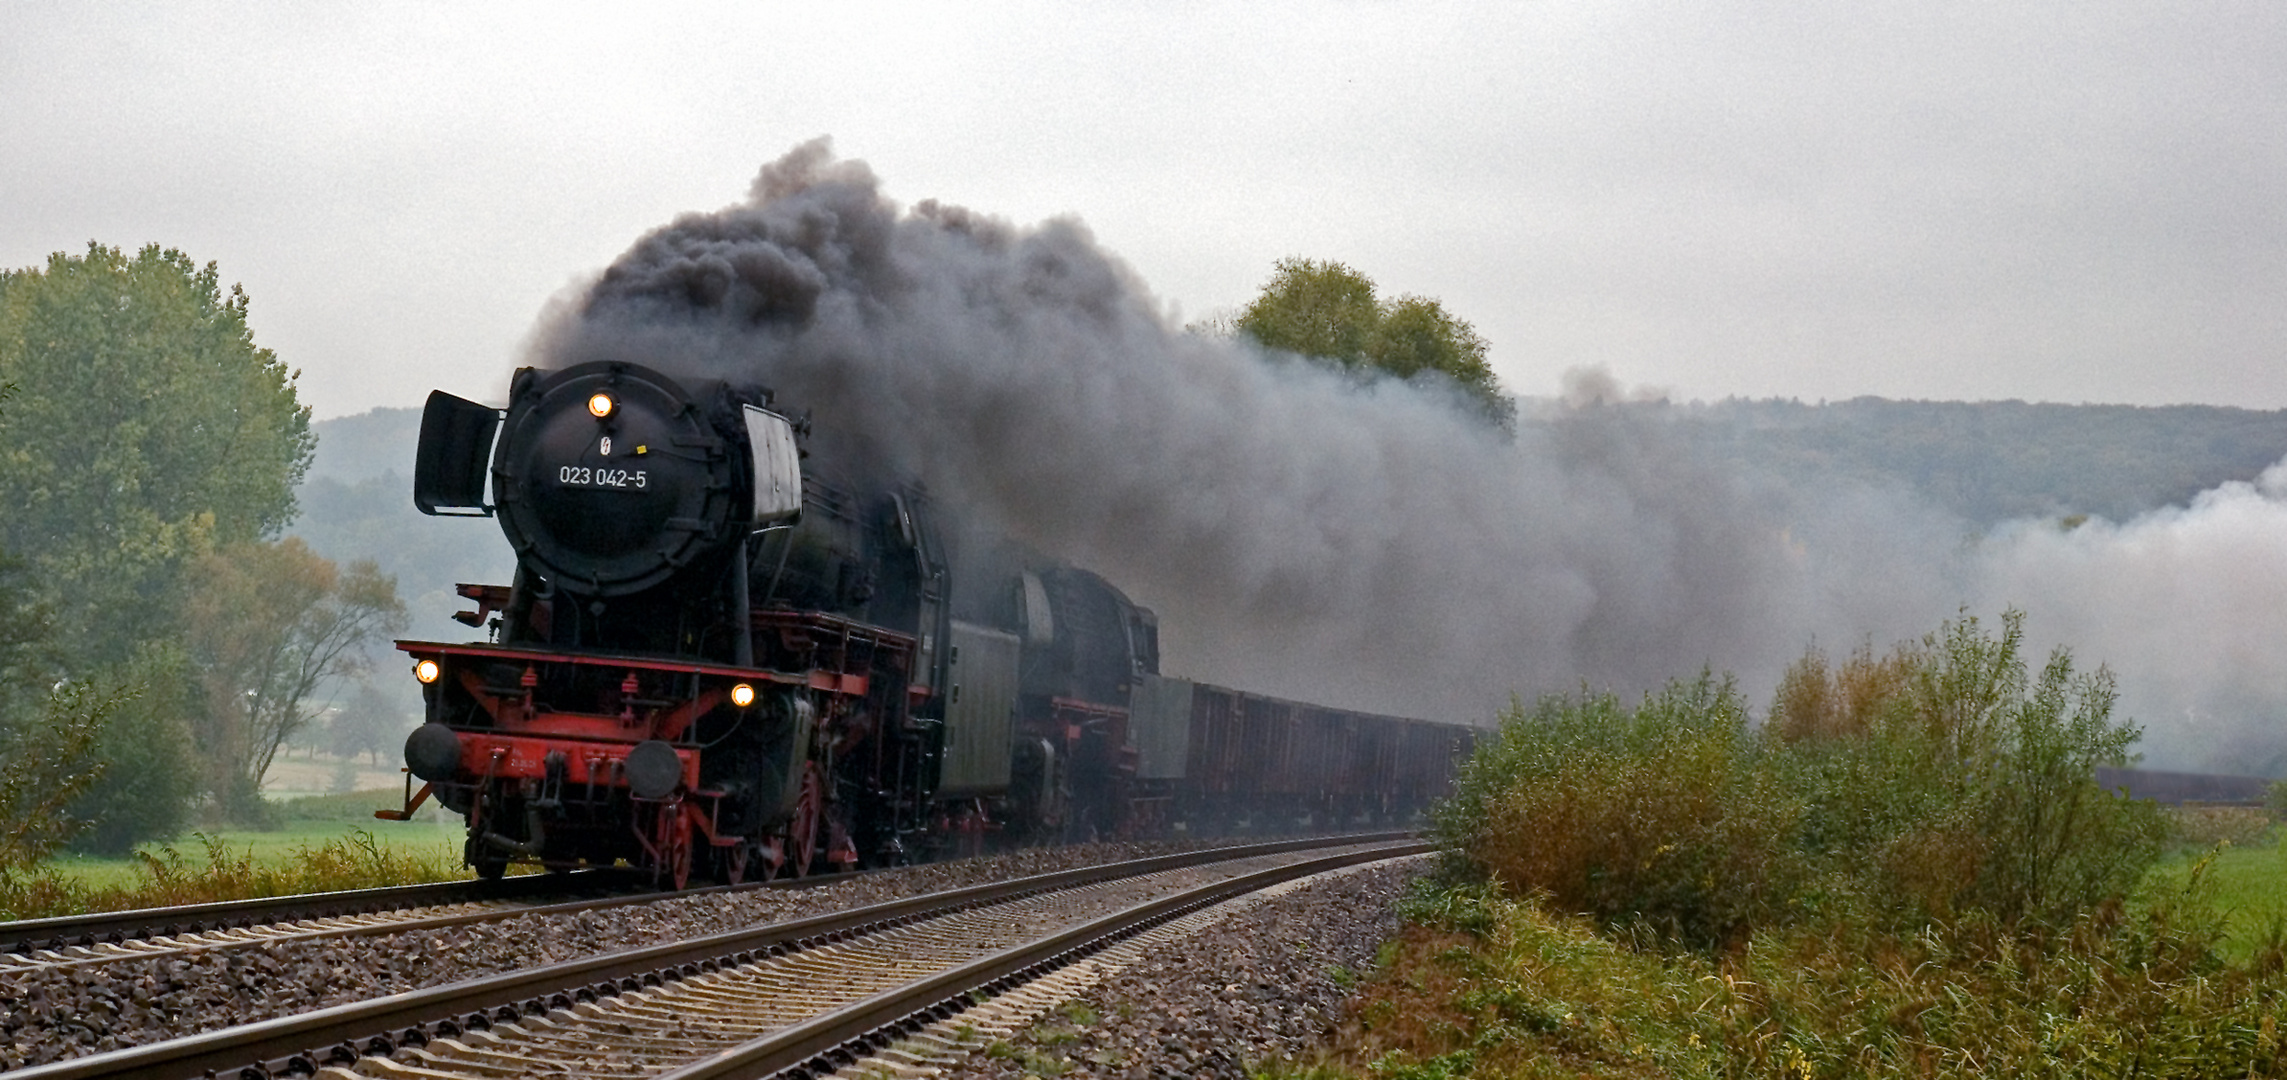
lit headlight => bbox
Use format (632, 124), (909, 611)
(413, 659), (441, 684)
(730, 683), (756, 708)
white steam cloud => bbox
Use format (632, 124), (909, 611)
(532, 141), (2285, 772)
(1976, 464), (2287, 772)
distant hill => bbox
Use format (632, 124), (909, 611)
(292, 406), (511, 645)
(1678, 398), (2287, 526)
(307, 406), (422, 483)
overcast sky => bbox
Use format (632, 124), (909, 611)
(3, 1), (2282, 420)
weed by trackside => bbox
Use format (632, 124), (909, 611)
(0, 828), (462, 919)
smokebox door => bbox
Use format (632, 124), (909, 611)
(414, 389), (501, 516)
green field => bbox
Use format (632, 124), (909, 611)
(28, 786), (472, 902)
(2149, 827), (2287, 962)
(43, 818), (468, 891)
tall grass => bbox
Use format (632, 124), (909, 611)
(0, 829), (463, 920)
(1286, 870), (2287, 1080)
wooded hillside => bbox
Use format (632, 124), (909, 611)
(1679, 397), (2287, 526)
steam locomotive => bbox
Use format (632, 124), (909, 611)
(385, 360), (1475, 885)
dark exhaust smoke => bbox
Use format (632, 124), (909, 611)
(531, 141), (2278, 762)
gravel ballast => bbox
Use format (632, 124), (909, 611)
(0, 841), (1219, 1071)
(935, 861), (1418, 1080)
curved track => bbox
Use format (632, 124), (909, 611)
(6, 833), (1421, 1080)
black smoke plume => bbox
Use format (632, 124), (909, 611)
(529, 141), (1996, 725)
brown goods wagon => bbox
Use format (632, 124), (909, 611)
(1290, 702), (1354, 796)
(1238, 694), (1301, 794)
(1177, 682), (1468, 787)
(1182, 681), (1244, 796)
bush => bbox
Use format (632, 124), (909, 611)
(0, 681), (130, 873)
(1442, 676), (1806, 948)
(1440, 610), (2166, 944)
(1298, 612), (2250, 1080)
(1778, 610), (2167, 928)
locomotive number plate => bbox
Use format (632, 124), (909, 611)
(558, 465), (648, 490)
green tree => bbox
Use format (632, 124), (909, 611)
(0, 553), (59, 720)
(0, 243), (313, 847)
(0, 380), (116, 870)
(184, 538), (407, 822)
(328, 678), (411, 766)
(0, 386), (58, 716)
(0, 243), (314, 665)
(1232, 257), (1511, 426)
(68, 644), (200, 854)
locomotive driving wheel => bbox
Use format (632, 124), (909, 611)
(466, 780), (509, 880)
(785, 762), (823, 880)
(468, 843), (508, 882)
(712, 841), (750, 886)
(650, 804), (694, 891)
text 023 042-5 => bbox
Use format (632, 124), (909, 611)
(558, 465), (647, 489)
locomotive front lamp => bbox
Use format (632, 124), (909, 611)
(588, 392), (615, 419)
(413, 659), (441, 684)
(730, 683), (756, 708)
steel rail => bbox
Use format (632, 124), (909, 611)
(659, 839), (1431, 1080)
(6, 832), (1412, 1080)
(1, 867), (867, 977)
(1, 862), (882, 962)
(0, 869), (646, 956)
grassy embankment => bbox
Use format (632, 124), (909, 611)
(1, 788), (469, 921)
(1270, 612), (2287, 1079)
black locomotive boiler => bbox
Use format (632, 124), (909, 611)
(385, 359), (1475, 885)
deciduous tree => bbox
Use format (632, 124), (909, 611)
(1232, 257), (1511, 426)
(328, 679), (410, 766)
(0, 243), (313, 664)
(184, 538), (406, 821)
(69, 644), (200, 853)
(0, 244), (315, 845)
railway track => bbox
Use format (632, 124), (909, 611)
(0, 872), (637, 957)
(0, 869), (858, 978)
(8, 833), (1424, 1080)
